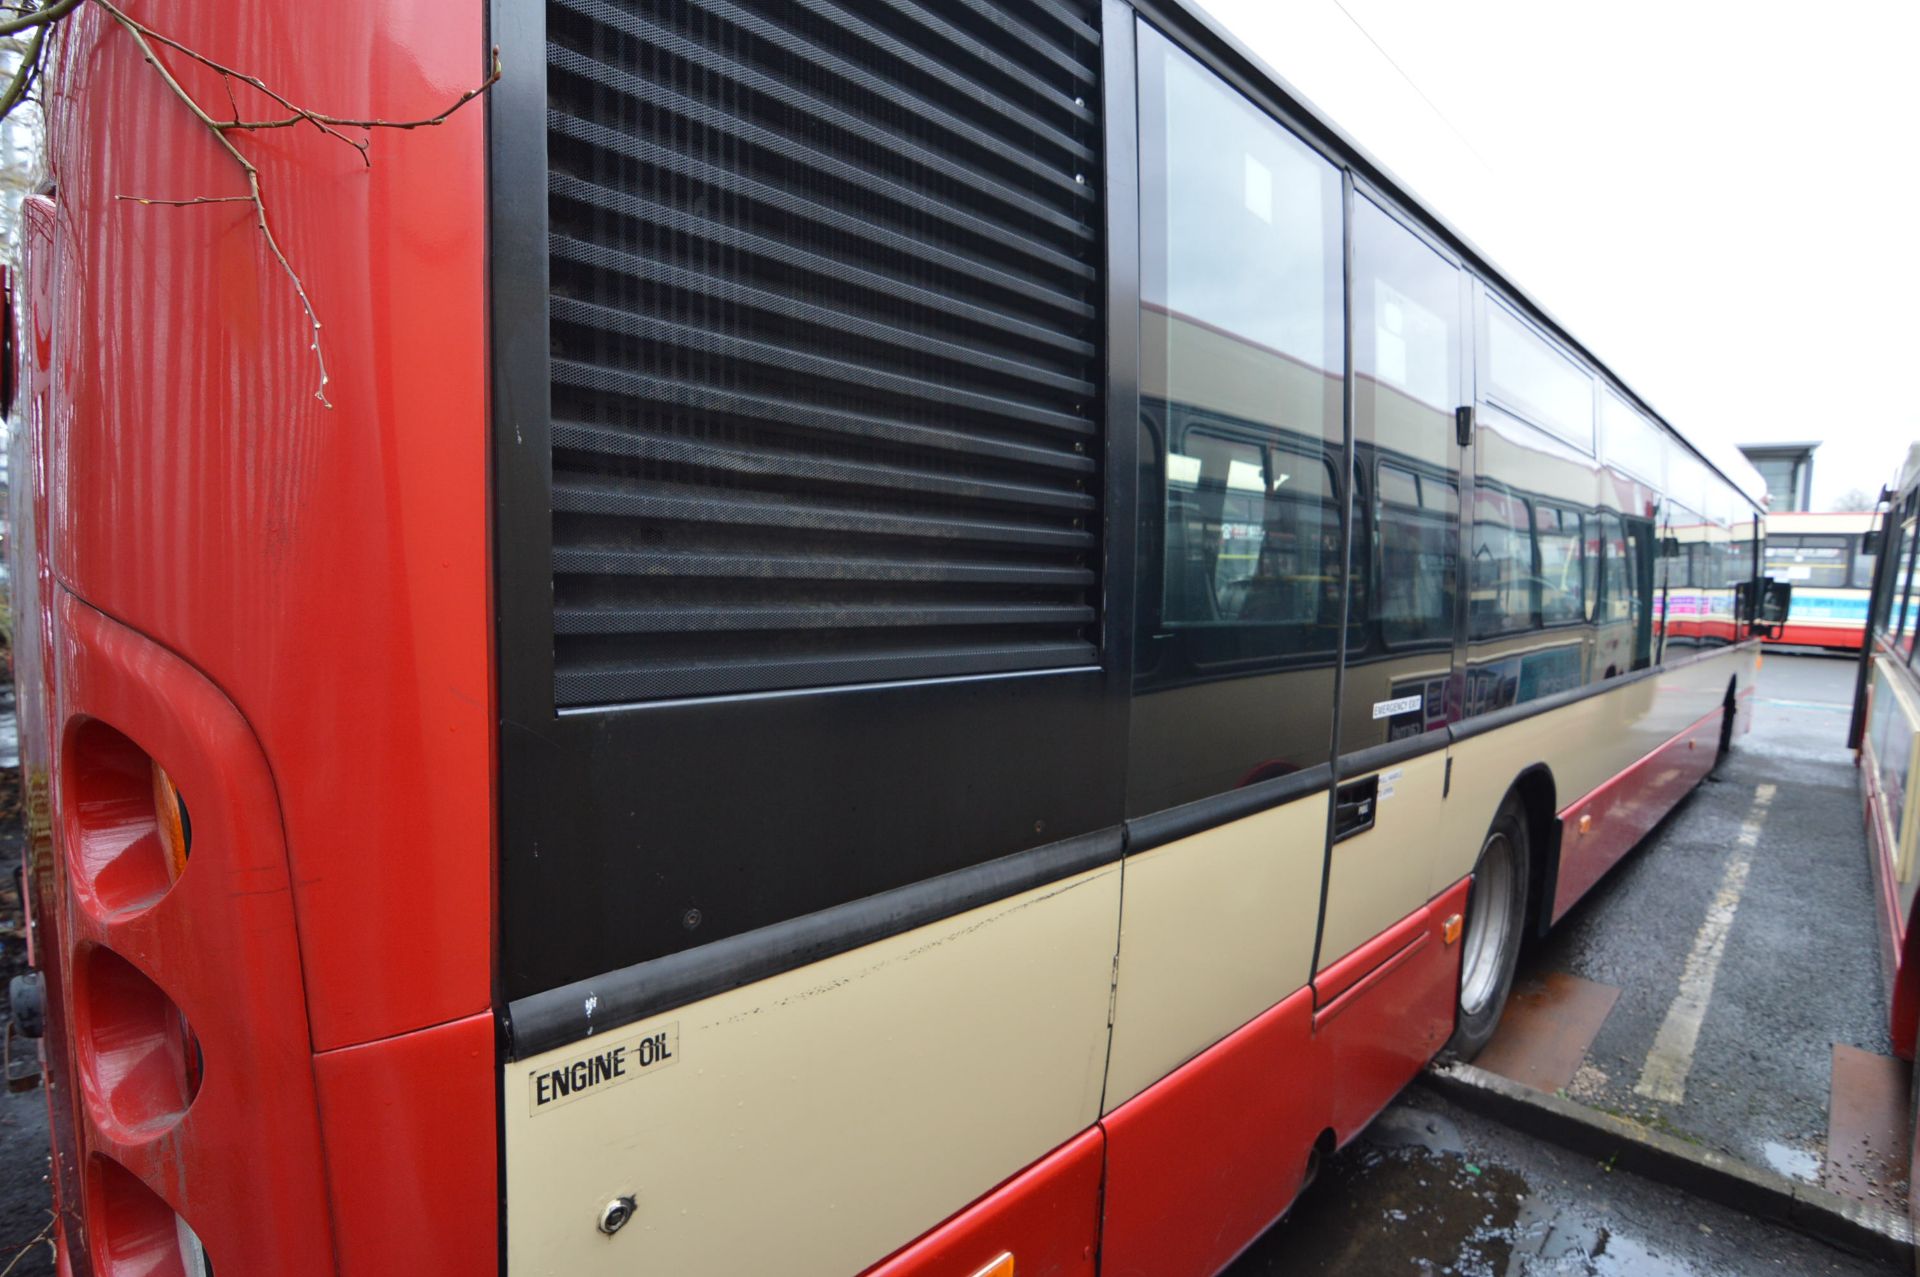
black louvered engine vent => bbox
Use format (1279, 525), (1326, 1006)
(544, 0), (1105, 707)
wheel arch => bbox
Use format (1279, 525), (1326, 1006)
(1503, 764), (1560, 939)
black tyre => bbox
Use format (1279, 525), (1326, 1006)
(1446, 799), (1530, 1060)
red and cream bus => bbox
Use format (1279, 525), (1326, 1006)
(1847, 447), (1920, 1243)
(1852, 448), (1920, 1059)
(6, 1), (1772, 1273)
(1763, 510), (1878, 652)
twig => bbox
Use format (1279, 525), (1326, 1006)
(115, 194), (249, 207)
(93, 0), (334, 405)
(0, 18), (46, 118)
(0, 0), (80, 38)
(90, 0), (500, 407)
(0, 1215), (53, 1277)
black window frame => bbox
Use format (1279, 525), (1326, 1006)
(490, 0), (1778, 1047)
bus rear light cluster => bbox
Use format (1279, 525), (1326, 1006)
(64, 720), (192, 917)
(85, 1154), (211, 1277)
(73, 944), (202, 1138)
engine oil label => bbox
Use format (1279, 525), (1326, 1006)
(529, 1023), (679, 1115)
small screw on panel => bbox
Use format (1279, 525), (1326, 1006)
(682, 908), (703, 931)
(599, 1196), (637, 1237)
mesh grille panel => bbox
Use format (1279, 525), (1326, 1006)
(545, 0), (1105, 706)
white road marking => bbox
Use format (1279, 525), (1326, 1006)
(1632, 783), (1774, 1104)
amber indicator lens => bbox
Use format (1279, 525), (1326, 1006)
(151, 761), (191, 883)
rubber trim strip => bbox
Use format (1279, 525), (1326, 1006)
(505, 823), (1122, 1059)
(1124, 763), (1332, 856)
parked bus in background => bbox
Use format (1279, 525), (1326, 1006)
(7, 1), (1775, 1273)
(1846, 445), (1920, 1247)
(1766, 510), (1880, 651)
(1852, 449), (1920, 1055)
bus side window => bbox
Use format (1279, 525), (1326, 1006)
(1535, 504), (1584, 626)
(1128, 28), (1345, 813)
(1854, 534), (1878, 591)
(1162, 427), (1341, 642)
(1623, 515), (1656, 669)
(1375, 462), (1457, 647)
(1470, 484), (1534, 637)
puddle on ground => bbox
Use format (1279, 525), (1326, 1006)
(1759, 1141), (1820, 1183)
(1247, 1108), (1708, 1276)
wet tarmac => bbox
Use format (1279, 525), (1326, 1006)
(1229, 1092), (1893, 1275)
(1228, 650), (1902, 1274)
(1522, 653), (1895, 1194)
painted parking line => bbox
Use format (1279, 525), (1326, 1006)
(1633, 783), (1776, 1105)
(1758, 698), (1850, 712)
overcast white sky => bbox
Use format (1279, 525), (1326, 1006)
(1195, 0), (1919, 509)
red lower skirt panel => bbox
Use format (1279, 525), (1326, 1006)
(1550, 707), (1724, 923)
(1314, 878), (1469, 1146)
(1101, 879), (1469, 1277)
(859, 1128), (1102, 1277)
(1767, 623), (1865, 650)
(866, 880), (1474, 1277)
(1099, 988), (1323, 1277)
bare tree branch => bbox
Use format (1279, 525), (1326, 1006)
(94, 0), (334, 403)
(0, 0), (80, 38)
(115, 193), (249, 207)
(87, 0), (499, 406)
(0, 19), (45, 118)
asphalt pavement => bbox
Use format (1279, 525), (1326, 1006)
(1230, 1089), (1892, 1275)
(1227, 650), (1902, 1274)
(1525, 652), (1889, 1182)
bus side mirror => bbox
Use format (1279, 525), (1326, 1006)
(1753, 579), (1792, 637)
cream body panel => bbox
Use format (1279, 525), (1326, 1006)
(1435, 647), (1756, 897)
(1765, 511), (1877, 537)
(1318, 749), (1448, 967)
(1105, 796), (1328, 1110)
(503, 864), (1121, 1277)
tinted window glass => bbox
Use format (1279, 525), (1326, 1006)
(1854, 535), (1877, 590)
(1470, 485), (1534, 637)
(1163, 429), (1340, 643)
(1896, 514), (1919, 654)
(1599, 513), (1632, 625)
(1875, 504), (1914, 637)
(1766, 534), (1849, 588)
(1537, 506), (1584, 625)
(1486, 303), (1595, 451)
(1130, 29), (1346, 814)
(1344, 198), (1464, 746)
(1660, 505), (1702, 651)
(1599, 391), (1663, 486)
(1376, 463), (1457, 646)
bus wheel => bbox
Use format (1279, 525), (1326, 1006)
(1448, 800), (1530, 1060)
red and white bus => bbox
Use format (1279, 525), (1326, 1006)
(1763, 510), (1878, 652)
(6, 1), (1774, 1274)
(1847, 447), (1920, 1242)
